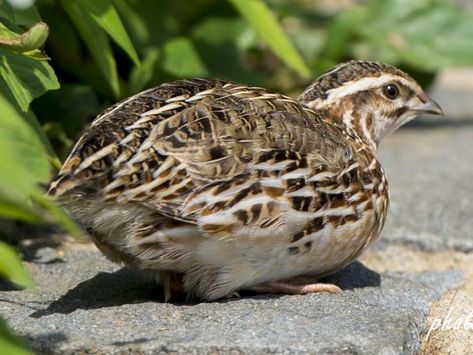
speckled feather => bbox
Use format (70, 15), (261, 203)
(49, 61), (438, 300)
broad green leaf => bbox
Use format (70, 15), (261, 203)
(358, 0), (473, 71)
(6, 3), (41, 27)
(322, 7), (367, 61)
(0, 77), (58, 165)
(163, 37), (207, 77)
(0, 1), (41, 34)
(31, 192), (84, 240)
(0, 21), (17, 38)
(0, 1), (16, 23)
(0, 90), (50, 216)
(0, 47), (59, 111)
(0, 198), (39, 222)
(191, 17), (264, 84)
(23, 110), (59, 166)
(0, 92), (50, 195)
(75, 0), (139, 65)
(0, 21), (48, 53)
(229, 0), (310, 78)
(0, 242), (33, 288)
(40, 6), (115, 98)
(192, 17), (249, 46)
(128, 48), (158, 94)
(0, 318), (30, 355)
(0, 93), (82, 236)
(61, 0), (120, 98)
(112, 0), (149, 49)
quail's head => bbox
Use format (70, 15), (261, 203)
(299, 61), (443, 147)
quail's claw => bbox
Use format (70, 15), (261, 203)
(223, 291), (241, 299)
(161, 272), (185, 302)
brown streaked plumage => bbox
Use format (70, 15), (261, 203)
(49, 61), (443, 300)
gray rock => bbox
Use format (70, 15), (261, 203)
(0, 246), (463, 354)
(378, 125), (473, 252)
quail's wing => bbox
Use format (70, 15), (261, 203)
(49, 79), (228, 201)
(50, 79), (357, 236)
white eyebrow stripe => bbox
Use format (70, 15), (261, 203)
(325, 74), (415, 100)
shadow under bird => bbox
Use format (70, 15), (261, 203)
(49, 60), (443, 301)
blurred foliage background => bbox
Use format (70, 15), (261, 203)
(33, 0), (473, 159)
(0, 0), (473, 353)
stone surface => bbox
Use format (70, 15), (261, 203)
(379, 125), (473, 252)
(0, 246), (463, 354)
(360, 246), (473, 355)
(427, 67), (473, 121)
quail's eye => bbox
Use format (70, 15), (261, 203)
(382, 84), (400, 100)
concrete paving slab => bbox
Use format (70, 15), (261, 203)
(379, 125), (473, 252)
(0, 246), (463, 354)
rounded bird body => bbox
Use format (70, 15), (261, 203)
(49, 61), (442, 300)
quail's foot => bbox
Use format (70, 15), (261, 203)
(247, 276), (342, 295)
(161, 272), (185, 302)
(223, 291), (241, 299)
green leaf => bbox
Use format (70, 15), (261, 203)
(0, 198), (39, 222)
(0, 318), (31, 355)
(112, 0), (149, 49)
(23, 109), (59, 165)
(229, 0), (310, 78)
(0, 22), (49, 53)
(0, 242), (33, 288)
(128, 48), (159, 94)
(191, 17), (264, 84)
(0, 92), (50, 194)
(0, 90), (51, 214)
(163, 37), (207, 77)
(0, 77), (58, 165)
(0, 2), (42, 33)
(0, 1), (16, 23)
(36, 194), (84, 240)
(0, 92), (82, 236)
(61, 0), (120, 98)
(0, 47), (59, 111)
(358, 0), (473, 71)
(75, 0), (139, 65)
(192, 17), (249, 46)
(7, 3), (42, 28)
(322, 7), (367, 62)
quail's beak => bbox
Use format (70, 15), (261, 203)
(411, 98), (444, 116)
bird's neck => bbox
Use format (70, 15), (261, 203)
(305, 99), (379, 153)
(341, 109), (378, 153)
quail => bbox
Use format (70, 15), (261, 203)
(49, 61), (443, 301)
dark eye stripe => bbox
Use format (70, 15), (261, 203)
(383, 106), (408, 118)
(393, 106), (408, 117)
(393, 80), (416, 99)
(404, 86), (415, 99)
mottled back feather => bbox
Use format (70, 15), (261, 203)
(50, 79), (375, 235)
